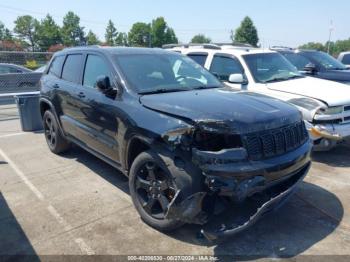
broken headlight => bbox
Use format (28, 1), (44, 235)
(193, 131), (243, 152)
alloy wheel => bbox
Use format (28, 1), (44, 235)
(135, 162), (176, 219)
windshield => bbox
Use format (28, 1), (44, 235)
(114, 53), (222, 94)
(243, 52), (303, 83)
(282, 53), (311, 71)
(303, 51), (347, 70)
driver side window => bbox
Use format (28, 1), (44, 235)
(209, 55), (244, 81)
(83, 55), (111, 88)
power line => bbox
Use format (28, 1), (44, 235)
(0, 3), (234, 33)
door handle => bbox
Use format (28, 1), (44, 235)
(53, 84), (60, 89)
(77, 92), (85, 98)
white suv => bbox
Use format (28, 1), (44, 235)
(165, 44), (350, 150)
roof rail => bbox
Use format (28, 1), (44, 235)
(162, 43), (221, 50)
(214, 42), (253, 48)
(270, 46), (294, 51)
(62, 45), (102, 51)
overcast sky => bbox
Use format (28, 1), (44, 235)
(0, 0), (349, 47)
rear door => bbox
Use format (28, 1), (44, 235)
(44, 55), (66, 115)
(58, 53), (85, 139)
(73, 53), (119, 162)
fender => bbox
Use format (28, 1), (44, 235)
(39, 97), (66, 137)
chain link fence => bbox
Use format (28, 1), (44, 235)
(0, 51), (53, 95)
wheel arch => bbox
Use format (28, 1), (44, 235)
(39, 99), (51, 118)
(125, 136), (152, 174)
(39, 97), (65, 136)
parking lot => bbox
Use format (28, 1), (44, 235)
(0, 101), (350, 259)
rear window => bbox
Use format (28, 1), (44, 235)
(48, 56), (65, 77)
(187, 53), (208, 67)
(62, 54), (83, 84)
(342, 54), (350, 64)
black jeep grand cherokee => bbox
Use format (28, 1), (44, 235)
(40, 46), (311, 240)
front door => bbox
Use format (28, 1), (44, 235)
(208, 54), (246, 90)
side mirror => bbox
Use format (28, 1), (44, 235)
(303, 63), (317, 74)
(228, 73), (248, 84)
(96, 75), (112, 93)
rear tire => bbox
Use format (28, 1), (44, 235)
(43, 110), (70, 154)
(129, 150), (201, 231)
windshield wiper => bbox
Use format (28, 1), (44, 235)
(139, 88), (185, 95)
(192, 86), (221, 90)
(263, 75), (302, 83)
(263, 77), (289, 83)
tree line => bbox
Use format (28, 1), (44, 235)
(0, 13), (262, 52)
(0, 12), (179, 52)
(299, 40), (350, 57)
(2, 12), (347, 56)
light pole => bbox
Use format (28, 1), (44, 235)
(327, 20), (334, 54)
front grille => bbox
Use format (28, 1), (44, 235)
(242, 121), (308, 161)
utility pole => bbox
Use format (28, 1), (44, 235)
(327, 20), (334, 54)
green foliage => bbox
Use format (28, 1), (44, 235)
(105, 20), (118, 45)
(36, 14), (61, 51)
(298, 42), (326, 51)
(332, 39), (350, 56)
(0, 21), (13, 41)
(14, 15), (39, 51)
(298, 39), (350, 57)
(115, 32), (128, 46)
(232, 16), (259, 47)
(128, 22), (151, 47)
(150, 17), (178, 47)
(190, 34), (211, 44)
(86, 30), (100, 45)
(61, 11), (85, 46)
(24, 59), (38, 69)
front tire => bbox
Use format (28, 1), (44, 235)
(129, 150), (201, 231)
(43, 110), (70, 154)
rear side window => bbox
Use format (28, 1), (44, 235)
(0, 65), (21, 74)
(48, 56), (65, 77)
(83, 55), (111, 88)
(342, 54), (350, 64)
(62, 54), (83, 84)
(187, 53), (208, 67)
(0, 65), (11, 74)
(209, 55), (243, 81)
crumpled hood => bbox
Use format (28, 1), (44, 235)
(140, 88), (301, 134)
(267, 77), (350, 106)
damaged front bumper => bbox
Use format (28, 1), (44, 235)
(165, 141), (311, 240)
(201, 162), (310, 241)
(305, 121), (350, 150)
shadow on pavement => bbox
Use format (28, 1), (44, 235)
(61, 147), (343, 259)
(62, 146), (130, 195)
(0, 192), (38, 259)
(163, 181), (343, 259)
(312, 143), (350, 167)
